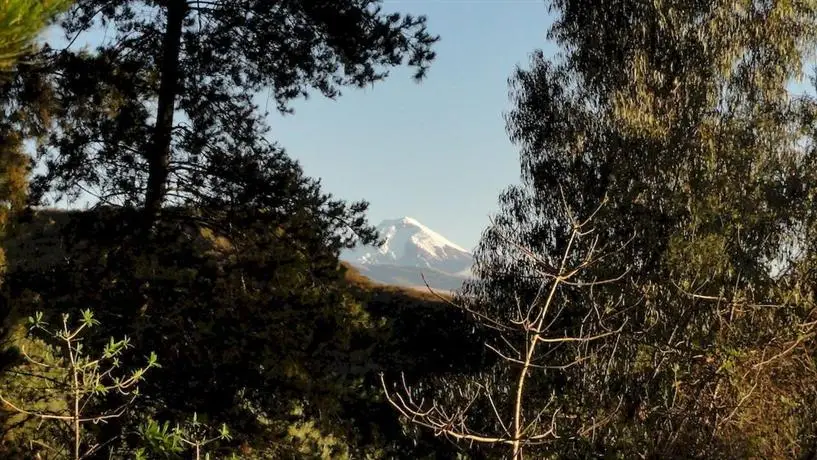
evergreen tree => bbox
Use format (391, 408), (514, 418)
(0, 0), (68, 262)
(0, 0), (70, 70)
(1, 0), (443, 456)
(0, 0), (68, 375)
(21, 0), (437, 230)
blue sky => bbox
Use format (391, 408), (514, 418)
(47, 2), (815, 251)
(266, 1), (558, 250)
(43, 1), (556, 251)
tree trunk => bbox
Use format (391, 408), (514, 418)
(144, 0), (186, 229)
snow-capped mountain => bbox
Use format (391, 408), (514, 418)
(342, 217), (474, 291)
(346, 217), (473, 273)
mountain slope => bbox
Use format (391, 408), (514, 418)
(343, 217), (474, 292)
(351, 263), (467, 292)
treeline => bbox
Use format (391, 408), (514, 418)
(3, 0), (817, 459)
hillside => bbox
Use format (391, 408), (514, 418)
(7, 207), (483, 375)
(349, 263), (467, 293)
(6, 209), (468, 349)
(1, 211), (487, 458)
(6, 209), (460, 299)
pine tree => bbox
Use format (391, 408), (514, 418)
(20, 0), (437, 231)
(0, 0), (68, 265)
(0, 0), (70, 70)
(1, 0), (441, 455)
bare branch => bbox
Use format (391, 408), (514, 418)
(383, 196), (626, 459)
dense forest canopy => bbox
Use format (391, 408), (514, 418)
(5, 0), (817, 459)
(0, 1), (456, 458)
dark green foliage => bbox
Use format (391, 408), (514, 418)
(19, 0), (437, 230)
(5, 208), (365, 456)
(1, 208), (482, 458)
(0, 9), (63, 275)
(0, 0), (71, 70)
(450, 0), (817, 458)
(9, 0), (817, 458)
(0, 1), (445, 455)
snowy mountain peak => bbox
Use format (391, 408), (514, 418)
(343, 217), (474, 275)
(397, 216), (422, 226)
(378, 216), (469, 254)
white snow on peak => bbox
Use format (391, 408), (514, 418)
(398, 216), (422, 226)
(343, 217), (474, 275)
(380, 216), (469, 254)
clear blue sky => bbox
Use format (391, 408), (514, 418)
(43, 1), (557, 251)
(266, 1), (559, 250)
(41, 1), (816, 251)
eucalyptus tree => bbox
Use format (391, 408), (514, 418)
(390, 1), (817, 457)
